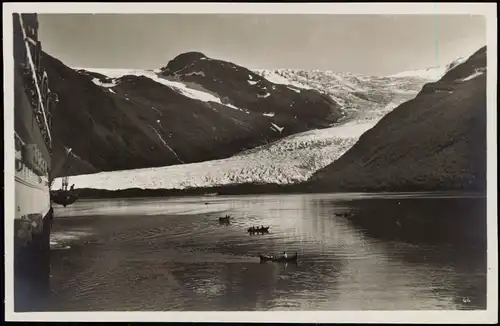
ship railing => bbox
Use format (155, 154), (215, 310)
(17, 14), (52, 146)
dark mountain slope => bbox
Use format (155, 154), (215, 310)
(43, 52), (341, 177)
(305, 46), (487, 193)
(159, 52), (341, 134)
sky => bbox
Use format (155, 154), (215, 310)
(38, 14), (486, 76)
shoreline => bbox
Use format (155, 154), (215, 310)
(68, 182), (487, 200)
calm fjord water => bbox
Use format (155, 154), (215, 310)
(48, 192), (487, 311)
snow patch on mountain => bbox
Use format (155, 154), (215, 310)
(387, 66), (447, 79)
(387, 56), (468, 79)
(254, 69), (313, 90)
(183, 71), (206, 77)
(270, 122), (284, 133)
(445, 56), (468, 74)
(459, 67), (485, 82)
(152, 130), (183, 164)
(257, 92), (271, 99)
(75, 67), (247, 112)
(91, 78), (118, 88)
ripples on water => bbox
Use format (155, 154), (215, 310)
(47, 192), (487, 311)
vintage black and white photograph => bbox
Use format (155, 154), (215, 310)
(4, 2), (497, 323)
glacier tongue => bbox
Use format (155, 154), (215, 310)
(52, 120), (373, 191)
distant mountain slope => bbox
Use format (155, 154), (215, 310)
(44, 51), (341, 177)
(306, 46), (487, 193)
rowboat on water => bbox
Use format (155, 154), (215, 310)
(248, 226), (270, 233)
(334, 212), (353, 217)
(259, 252), (298, 263)
(50, 190), (78, 207)
(218, 215), (231, 221)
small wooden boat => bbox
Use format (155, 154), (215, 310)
(259, 252), (298, 263)
(248, 226), (270, 233)
(50, 190), (78, 207)
(218, 215), (232, 222)
(334, 212), (353, 217)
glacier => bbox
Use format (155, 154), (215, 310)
(52, 66), (449, 191)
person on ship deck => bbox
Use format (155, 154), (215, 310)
(61, 177), (68, 191)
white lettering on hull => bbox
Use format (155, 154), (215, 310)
(14, 134), (51, 220)
(15, 167), (51, 220)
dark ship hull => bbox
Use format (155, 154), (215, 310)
(13, 13), (58, 311)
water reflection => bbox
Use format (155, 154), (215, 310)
(46, 193), (487, 311)
(324, 195), (487, 310)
